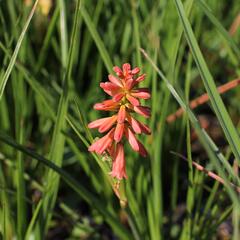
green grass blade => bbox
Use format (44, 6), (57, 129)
(0, 93), (10, 131)
(44, 18), (75, 231)
(25, 200), (43, 240)
(197, 181), (219, 233)
(0, 133), (132, 240)
(0, 42), (56, 122)
(131, 0), (142, 68)
(174, 0), (240, 166)
(40, 0), (82, 235)
(78, 0), (103, 80)
(180, 121), (194, 240)
(35, 5), (60, 73)
(81, 5), (113, 72)
(141, 48), (240, 209)
(205, 206), (233, 238)
(180, 54), (194, 240)
(2, 38), (125, 205)
(196, 0), (240, 58)
(66, 116), (113, 185)
(59, 0), (68, 69)
(12, 36), (29, 238)
(233, 203), (240, 240)
(16, 120), (26, 240)
(0, 0), (39, 100)
(0, 163), (13, 239)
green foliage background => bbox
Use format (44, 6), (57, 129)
(0, 0), (239, 239)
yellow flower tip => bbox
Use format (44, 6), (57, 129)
(39, 0), (52, 15)
(120, 199), (128, 209)
(24, 0), (52, 15)
(24, 0), (32, 7)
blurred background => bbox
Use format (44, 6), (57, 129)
(0, 0), (240, 239)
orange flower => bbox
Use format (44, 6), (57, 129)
(88, 63), (151, 180)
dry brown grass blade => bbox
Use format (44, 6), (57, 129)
(229, 13), (240, 36)
(167, 78), (240, 123)
(171, 151), (240, 193)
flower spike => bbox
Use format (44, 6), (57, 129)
(88, 63), (151, 180)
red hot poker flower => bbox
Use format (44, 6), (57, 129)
(88, 63), (151, 180)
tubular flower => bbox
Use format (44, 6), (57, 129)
(88, 63), (151, 180)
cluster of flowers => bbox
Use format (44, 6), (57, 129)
(88, 63), (151, 180)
